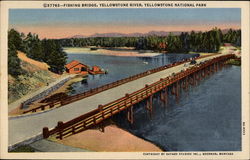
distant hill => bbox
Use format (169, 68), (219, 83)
(67, 31), (183, 39)
(71, 35), (86, 38)
(66, 28), (235, 39)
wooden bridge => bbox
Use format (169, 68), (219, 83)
(42, 53), (235, 140)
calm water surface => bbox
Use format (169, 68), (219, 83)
(66, 51), (241, 151)
(113, 65), (241, 151)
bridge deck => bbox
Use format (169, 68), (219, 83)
(9, 50), (231, 146)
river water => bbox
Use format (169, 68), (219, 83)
(66, 51), (241, 151)
(67, 53), (198, 95)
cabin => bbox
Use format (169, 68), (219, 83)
(65, 60), (89, 75)
(88, 65), (105, 75)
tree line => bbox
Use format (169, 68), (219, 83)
(8, 29), (67, 77)
(59, 28), (241, 53)
(8, 28), (240, 77)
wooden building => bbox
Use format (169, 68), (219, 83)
(65, 60), (89, 75)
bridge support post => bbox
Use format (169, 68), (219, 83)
(206, 66), (210, 76)
(165, 87), (168, 106)
(219, 61), (222, 70)
(171, 84), (175, 95)
(201, 69), (205, 78)
(198, 70), (201, 81)
(175, 81), (179, 103)
(215, 62), (218, 72)
(185, 77), (189, 91)
(160, 89), (166, 105)
(211, 64), (214, 73)
(211, 64), (215, 73)
(146, 95), (153, 119)
(127, 106), (134, 124)
(189, 75), (194, 86)
(181, 79), (185, 89)
(194, 72), (197, 85)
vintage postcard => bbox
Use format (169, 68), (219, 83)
(0, 1), (249, 159)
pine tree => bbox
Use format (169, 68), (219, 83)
(8, 29), (23, 77)
(8, 43), (22, 77)
(42, 40), (67, 74)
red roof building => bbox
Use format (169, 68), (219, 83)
(88, 65), (105, 75)
(65, 60), (89, 75)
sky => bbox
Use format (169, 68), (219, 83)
(9, 8), (241, 39)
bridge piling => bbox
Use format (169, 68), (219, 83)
(127, 105), (134, 124)
(165, 87), (168, 106)
(207, 66), (210, 75)
(160, 90), (166, 105)
(185, 77), (189, 91)
(176, 81), (180, 103)
(146, 95), (153, 119)
(201, 69), (205, 78)
(193, 73), (197, 86)
(189, 75), (194, 86)
(211, 64), (215, 73)
(198, 70), (201, 81)
(219, 61), (223, 70)
(171, 85), (174, 95)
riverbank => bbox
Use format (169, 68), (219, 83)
(226, 59), (241, 66)
(51, 122), (162, 152)
(63, 47), (162, 57)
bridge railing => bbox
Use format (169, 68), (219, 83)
(23, 53), (219, 114)
(43, 54), (234, 139)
